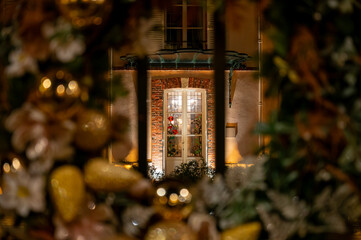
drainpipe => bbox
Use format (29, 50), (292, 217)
(257, 1), (264, 149)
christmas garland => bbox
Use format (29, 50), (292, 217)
(0, 0), (361, 240)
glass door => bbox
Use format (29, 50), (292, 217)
(164, 89), (206, 174)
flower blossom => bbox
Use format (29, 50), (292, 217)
(0, 170), (45, 217)
(5, 48), (38, 77)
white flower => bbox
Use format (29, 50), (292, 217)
(5, 103), (76, 174)
(0, 171), (45, 217)
(49, 36), (85, 63)
(42, 18), (85, 63)
(5, 48), (38, 77)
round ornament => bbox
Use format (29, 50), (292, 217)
(56, 0), (112, 28)
(84, 158), (142, 192)
(74, 110), (111, 151)
(145, 220), (196, 240)
(153, 181), (193, 220)
(32, 70), (83, 119)
(50, 165), (85, 222)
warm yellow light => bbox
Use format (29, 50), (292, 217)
(123, 164), (132, 170)
(169, 193), (178, 204)
(0, 186), (3, 195)
(12, 158), (21, 170)
(56, 84), (65, 96)
(180, 188), (189, 198)
(68, 80), (78, 90)
(3, 163), (10, 173)
(42, 78), (52, 89)
(156, 187), (166, 197)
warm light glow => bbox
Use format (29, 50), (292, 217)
(56, 84), (65, 96)
(169, 193), (178, 205)
(156, 187), (166, 197)
(42, 78), (52, 89)
(3, 163), (10, 173)
(0, 186), (3, 195)
(68, 80), (78, 90)
(123, 164), (132, 170)
(180, 188), (189, 198)
(12, 158), (21, 170)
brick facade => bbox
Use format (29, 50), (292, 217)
(151, 77), (215, 170)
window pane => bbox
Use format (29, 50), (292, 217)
(167, 92), (182, 112)
(167, 6), (182, 27)
(187, 6), (203, 27)
(187, 29), (203, 48)
(187, 136), (202, 157)
(166, 29), (183, 49)
(167, 136), (182, 157)
(187, 114), (202, 134)
(187, 91), (202, 112)
(167, 113), (182, 135)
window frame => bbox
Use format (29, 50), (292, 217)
(164, 0), (207, 49)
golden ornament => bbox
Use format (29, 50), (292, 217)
(145, 220), (196, 240)
(153, 181), (193, 221)
(50, 165), (85, 222)
(74, 110), (111, 151)
(56, 0), (112, 28)
(84, 158), (142, 192)
(32, 70), (83, 120)
(221, 222), (262, 240)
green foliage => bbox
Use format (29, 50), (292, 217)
(169, 159), (214, 183)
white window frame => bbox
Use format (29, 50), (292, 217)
(163, 88), (207, 174)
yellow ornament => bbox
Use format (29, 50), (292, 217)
(33, 70), (83, 120)
(221, 222), (262, 240)
(153, 181), (193, 221)
(74, 110), (111, 151)
(50, 165), (85, 222)
(145, 220), (196, 240)
(56, 0), (112, 28)
(84, 158), (142, 192)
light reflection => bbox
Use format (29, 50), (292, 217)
(3, 163), (11, 173)
(42, 78), (52, 89)
(56, 84), (65, 96)
(12, 158), (21, 170)
(156, 187), (166, 197)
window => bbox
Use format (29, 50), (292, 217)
(164, 89), (207, 174)
(165, 0), (207, 49)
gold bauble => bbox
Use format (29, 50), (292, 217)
(221, 222), (262, 240)
(74, 110), (111, 151)
(153, 181), (193, 221)
(49, 165), (85, 222)
(145, 220), (196, 240)
(33, 70), (83, 119)
(56, 0), (112, 28)
(84, 158), (142, 192)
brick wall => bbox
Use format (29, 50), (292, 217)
(151, 77), (215, 170)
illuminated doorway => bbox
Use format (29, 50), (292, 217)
(164, 88), (207, 174)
